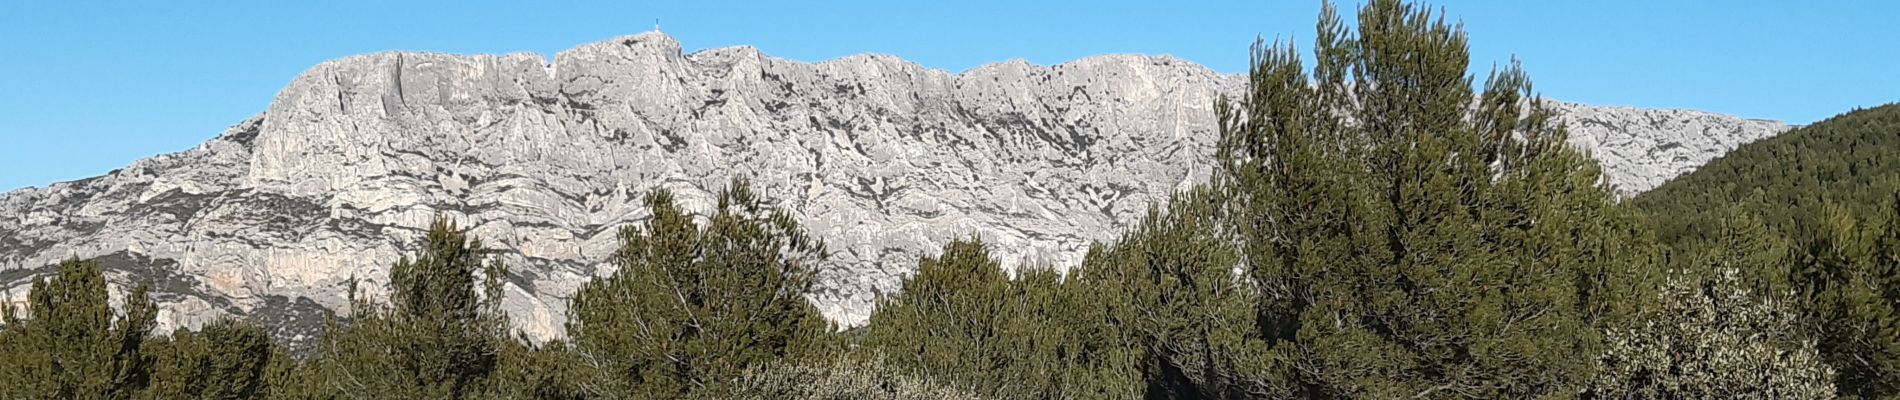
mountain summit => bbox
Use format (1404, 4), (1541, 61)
(0, 32), (1787, 340)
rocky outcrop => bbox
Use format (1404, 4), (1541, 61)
(1551, 102), (1788, 194)
(0, 32), (1787, 341)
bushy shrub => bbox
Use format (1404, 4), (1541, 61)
(723, 352), (985, 400)
(1589, 268), (1835, 399)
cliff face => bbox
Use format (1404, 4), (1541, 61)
(0, 32), (1787, 340)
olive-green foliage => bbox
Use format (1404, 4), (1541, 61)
(306, 217), (512, 399)
(722, 352), (985, 400)
(491, 340), (591, 400)
(1635, 103), (1900, 246)
(1638, 102), (1900, 399)
(1794, 198), (1900, 399)
(1675, 201), (1797, 295)
(566, 178), (832, 398)
(1589, 208), (1835, 399)
(13, 2), (1900, 398)
(259, 346), (324, 400)
(1214, 1), (1643, 397)
(865, 238), (1142, 399)
(0, 258), (159, 399)
(1589, 267), (1835, 399)
(863, 239), (1017, 393)
(143, 318), (276, 400)
(1011, 264), (1146, 399)
(1070, 187), (1277, 399)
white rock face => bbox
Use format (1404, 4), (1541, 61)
(0, 32), (1787, 341)
(1548, 101), (1788, 194)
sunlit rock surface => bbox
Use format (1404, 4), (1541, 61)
(0, 32), (1787, 342)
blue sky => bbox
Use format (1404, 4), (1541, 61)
(2, 1), (1896, 192)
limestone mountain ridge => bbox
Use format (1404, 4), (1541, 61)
(0, 32), (1789, 341)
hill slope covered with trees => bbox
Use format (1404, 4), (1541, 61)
(1632, 103), (1900, 399)
(1636, 103), (1900, 242)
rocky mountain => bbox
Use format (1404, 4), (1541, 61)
(1548, 102), (1788, 194)
(0, 32), (1788, 341)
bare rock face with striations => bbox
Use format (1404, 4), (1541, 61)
(0, 32), (1787, 341)
(1549, 101), (1789, 194)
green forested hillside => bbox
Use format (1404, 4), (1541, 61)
(1635, 103), (1900, 244)
(1631, 103), (1900, 399)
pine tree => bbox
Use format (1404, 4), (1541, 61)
(310, 217), (512, 399)
(863, 239), (1018, 394)
(566, 178), (832, 398)
(1070, 187), (1280, 399)
(491, 339), (591, 400)
(863, 238), (1137, 399)
(1796, 196), (1900, 399)
(1010, 264), (1145, 399)
(1678, 199), (1794, 296)
(0, 258), (159, 399)
(1215, 1), (1643, 396)
(259, 346), (326, 400)
(143, 318), (276, 399)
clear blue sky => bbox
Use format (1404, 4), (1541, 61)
(3, 1), (1896, 192)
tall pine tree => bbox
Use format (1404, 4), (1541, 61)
(1070, 187), (1280, 399)
(310, 218), (512, 399)
(863, 239), (1018, 395)
(566, 178), (832, 398)
(0, 259), (159, 399)
(1216, 1), (1645, 397)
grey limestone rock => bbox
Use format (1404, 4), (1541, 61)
(0, 32), (1786, 341)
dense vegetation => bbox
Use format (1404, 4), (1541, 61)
(1633, 104), (1900, 399)
(1, 1), (1893, 398)
(1635, 103), (1900, 245)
